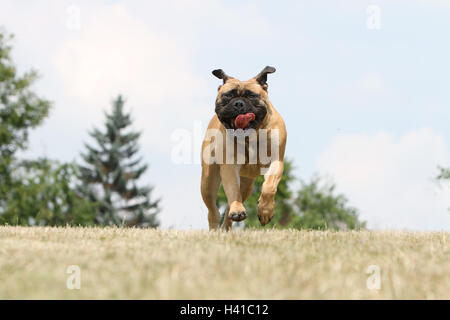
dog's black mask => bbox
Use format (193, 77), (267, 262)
(215, 89), (267, 130)
(212, 67), (275, 130)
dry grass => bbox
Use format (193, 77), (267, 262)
(0, 226), (449, 299)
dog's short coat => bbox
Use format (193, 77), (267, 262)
(201, 66), (287, 230)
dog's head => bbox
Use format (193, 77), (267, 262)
(212, 66), (275, 130)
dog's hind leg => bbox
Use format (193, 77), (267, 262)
(201, 164), (222, 230)
(221, 205), (232, 230)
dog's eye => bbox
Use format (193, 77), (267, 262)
(247, 92), (259, 99)
(222, 92), (234, 99)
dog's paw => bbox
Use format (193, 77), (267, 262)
(229, 211), (247, 222)
(257, 203), (274, 226)
(257, 212), (273, 226)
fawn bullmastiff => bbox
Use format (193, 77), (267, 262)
(201, 66), (287, 230)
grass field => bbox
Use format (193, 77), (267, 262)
(0, 226), (449, 299)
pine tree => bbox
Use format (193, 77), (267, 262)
(79, 95), (160, 227)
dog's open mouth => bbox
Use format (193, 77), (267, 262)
(230, 112), (255, 130)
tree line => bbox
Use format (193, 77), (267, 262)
(0, 31), (159, 227)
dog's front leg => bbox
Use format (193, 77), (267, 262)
(220, 164), (247, 222)
(258, 160), (284, 225)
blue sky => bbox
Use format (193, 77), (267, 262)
(1, 0), (449, 229)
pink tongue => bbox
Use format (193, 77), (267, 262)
(234, 113), (255, 129)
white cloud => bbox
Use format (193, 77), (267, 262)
(54, 4), (205, 105)
(53, 3), (210, 152)
(317, 128), (450, 230)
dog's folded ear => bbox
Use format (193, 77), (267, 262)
(255, 66), (276, 90)
(212, 69), (232, 84)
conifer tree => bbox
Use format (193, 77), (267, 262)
(79, 95), (160, 227)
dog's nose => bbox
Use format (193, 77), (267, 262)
(233, 99), (245, 110)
